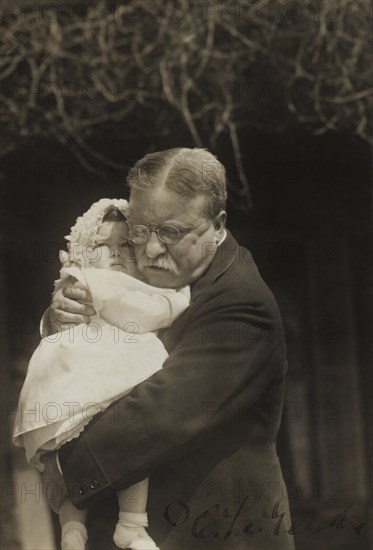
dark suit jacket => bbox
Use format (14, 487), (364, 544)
(59, 231), (295, 550)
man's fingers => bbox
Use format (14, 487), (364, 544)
(49, 279), (94, 329)
(52, 288), (85, 313)
(65, 280), (93, 301)
(52, 309), (91, 325)
(63, 286), (87, 301)
(60, 299), (95, 317)
(71, 280), (87, 290)
(57, 295), (90, 314)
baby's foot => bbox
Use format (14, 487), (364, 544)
(61, 522), (88, 550)
(113, 523), (158, 549)
(113, 511), (159, 550)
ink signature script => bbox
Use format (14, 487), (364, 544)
(164, 498), (367, 541)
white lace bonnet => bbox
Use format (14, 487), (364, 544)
(59, 198), (129, 267)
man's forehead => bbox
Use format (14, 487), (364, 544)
(127, 189), (207, 223)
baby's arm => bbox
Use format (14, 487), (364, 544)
(97, 288), (189, 333)
(82, 268), (190, 333)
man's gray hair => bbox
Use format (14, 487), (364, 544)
(127, 148), (227, 218)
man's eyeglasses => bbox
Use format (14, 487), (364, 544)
(126, 219), (211, 245)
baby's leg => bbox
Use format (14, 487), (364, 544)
(59, 498), (88, 550)
(114, 478), (159, 549)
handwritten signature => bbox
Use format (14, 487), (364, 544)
(164, 498), (367, 540)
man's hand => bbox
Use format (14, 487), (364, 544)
(49, 278), (96, 331)
(41, 452), (69, 513)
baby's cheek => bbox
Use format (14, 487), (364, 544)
(119, 248), (136, 267)
(95, 248), (110, 268)
(120, 248), (134, 262)
(124, 260), (142, 278)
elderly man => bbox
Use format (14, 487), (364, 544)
(43, 148), (295, 550)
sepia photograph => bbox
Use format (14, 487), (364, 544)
(1, 1), (372, 549)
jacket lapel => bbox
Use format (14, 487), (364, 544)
(189, 230), (240, 302)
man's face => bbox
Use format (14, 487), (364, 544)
(127, 187), (225, 288)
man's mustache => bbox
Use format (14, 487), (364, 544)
(137, 255), (180, 275)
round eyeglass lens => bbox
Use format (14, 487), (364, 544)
(130, 225), (149, 243)
(158, 225), (181, 243)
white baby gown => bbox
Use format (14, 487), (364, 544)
(13, 267), (190, 468)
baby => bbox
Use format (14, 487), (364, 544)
(13, 198), (190, 550)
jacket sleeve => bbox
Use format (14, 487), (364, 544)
(59, 289), (285, 508)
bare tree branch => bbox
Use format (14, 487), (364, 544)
(1, 0), (372, 198)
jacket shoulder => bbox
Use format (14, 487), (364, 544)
(208, 243), (282, 321)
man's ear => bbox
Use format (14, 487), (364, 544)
(214, 211), (227, 237)
(214, 210), (227, 228)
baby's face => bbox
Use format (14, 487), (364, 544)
(90, 221), (137, 275)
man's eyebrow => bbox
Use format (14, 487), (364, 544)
(127, 219), (191, 229)
(166, 221), (193, 231)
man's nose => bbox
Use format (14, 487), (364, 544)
(144, 232), (167, 258)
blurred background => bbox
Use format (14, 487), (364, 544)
(1, 1), (372, 549)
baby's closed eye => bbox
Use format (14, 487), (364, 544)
(93, 242), (129, 249)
